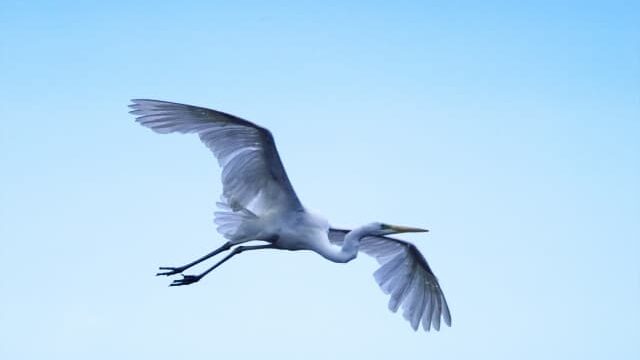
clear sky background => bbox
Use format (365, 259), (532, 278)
(1, 1), (638, 359)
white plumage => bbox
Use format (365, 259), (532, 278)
(130, 99), (451, 332)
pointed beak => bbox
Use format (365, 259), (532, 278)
(387, 225), (429, 234)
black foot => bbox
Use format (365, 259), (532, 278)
(156, 267), (186, 277)
(170, 275), (201, 287)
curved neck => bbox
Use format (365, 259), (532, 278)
(318, 226), (370, 263)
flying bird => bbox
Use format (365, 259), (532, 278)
(129, 99), (451, 332)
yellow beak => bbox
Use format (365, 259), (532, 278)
(387, 224), (429, 233)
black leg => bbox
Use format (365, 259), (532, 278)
(156, 241), (233, 277)
(169, 244), (276, 287)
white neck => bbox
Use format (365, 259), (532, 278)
(317, 226), (372, 263)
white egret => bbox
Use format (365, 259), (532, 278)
(129, 99), (451, 332)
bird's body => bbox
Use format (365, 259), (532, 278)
(216, 196), (331, 252)
(271, 211), (331, 252)
(130, 99), (451, 332)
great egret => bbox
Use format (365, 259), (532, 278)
(129, 99), (451, 332)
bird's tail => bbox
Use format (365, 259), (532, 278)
(214, 198), (258, 240)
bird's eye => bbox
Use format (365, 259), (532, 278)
(380, 223), (390, 230)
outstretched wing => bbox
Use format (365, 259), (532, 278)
(329, 228), (451, 332)
(130, 99), (303, 215)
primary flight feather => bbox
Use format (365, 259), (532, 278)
(130, 99), (451, 332)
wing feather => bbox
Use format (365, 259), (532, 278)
(329, 228), (451, 332)
(130, 99), (302, 215)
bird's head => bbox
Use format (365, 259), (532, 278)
(366, 222), (429, 237)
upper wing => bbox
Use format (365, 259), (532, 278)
(129, 99), (303, 214)
(329, 228), (452, 332)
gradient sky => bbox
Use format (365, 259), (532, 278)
(1, 1), (639, 359)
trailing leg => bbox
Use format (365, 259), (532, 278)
(156, 241), (233, 277)
(169, 244), (276, 287)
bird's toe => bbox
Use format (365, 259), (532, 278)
(169, 275), (200, 287)
(156, 267), (185, 277)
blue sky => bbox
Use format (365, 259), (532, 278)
(1, 1), (638, 359)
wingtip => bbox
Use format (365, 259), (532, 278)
(128, 99), (146, 110)
(443, 309), (452, 327)
(128, 98), (158, 108)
